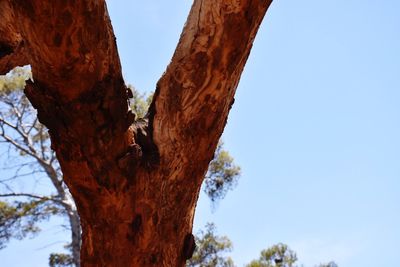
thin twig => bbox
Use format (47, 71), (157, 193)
(0, 132), (46, 164)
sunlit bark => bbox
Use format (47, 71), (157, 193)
(0, 0), (272, 266)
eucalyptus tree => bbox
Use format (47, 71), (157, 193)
(0, 0), (270, 265)
(0, 69), (240, 266)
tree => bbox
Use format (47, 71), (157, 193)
(0, 79), (340, 267)
(246, 243), (338, 267)
(0, 1), (272, 266)
(187, 223), (234, 267)
(246, 243), (298, 267)
(0, 67), (81, 266)
(0, 77), (240, 266)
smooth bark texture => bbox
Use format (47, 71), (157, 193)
(0, 0), (272, 266)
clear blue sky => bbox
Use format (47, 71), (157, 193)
(1, 1), (400, 266)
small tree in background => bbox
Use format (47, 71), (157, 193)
(246, 243), (338, 267)
(187, 223), (234, 267)
(246, 243), (298, 267)
(0, 66), (81, 266)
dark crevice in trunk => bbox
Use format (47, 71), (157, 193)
(132, 118), (160, 168)
(0, 42), (13, 58)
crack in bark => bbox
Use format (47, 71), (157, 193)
(0, 42), (13, 58)
(182, 233), (196, 260)
(132, 118), (160, 168)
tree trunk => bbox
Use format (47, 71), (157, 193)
(41, 157), (82, 266)
(66, 199), (82, 267)
(0, 0), (272, 266)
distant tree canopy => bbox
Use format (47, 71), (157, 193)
(0, 199), (62, 249)
(246, 243), (298, 267)
(245, 243), (338, 267)
(187, 223), (234, 267)
(187, 232), (339, 267)
(0, 65), (32, 93)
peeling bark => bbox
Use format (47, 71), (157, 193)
(0, 0), (272, 266)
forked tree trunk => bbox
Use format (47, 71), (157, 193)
(0, 0), (272, 266)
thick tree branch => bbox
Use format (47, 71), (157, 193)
(0, 0), (28, 74)
(1, 0), (123, 99)
(0, 1), (137, 199)
(151, 0), (272, 180)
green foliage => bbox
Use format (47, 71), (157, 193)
(48, 241), (76, 266)
(0, 199), (63, 249)
(204, 142), (241, 204)
(127, 85), (153, 119)
(246, 243), (297, 267)
(49, 253), (74, 267)
(246, 243), (338, 267)
(0, 65), (32, 94)
(187, 223), (234, 267)
(0, 67), (67, 255)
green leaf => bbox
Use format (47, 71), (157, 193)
(0, 199), (64, 249)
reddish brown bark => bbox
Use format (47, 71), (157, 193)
(0, 0), (272, 266)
